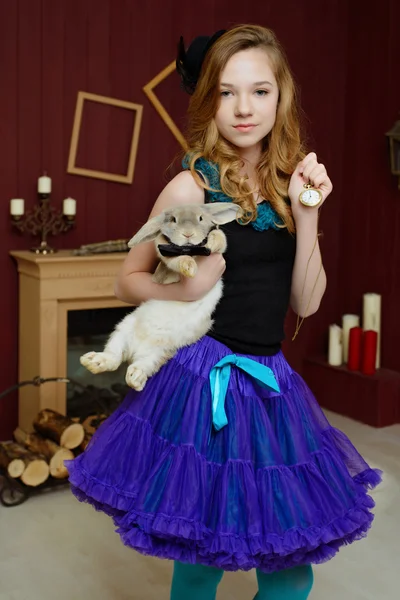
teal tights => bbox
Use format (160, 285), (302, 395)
(170, 562), (313, 600)
(253, 566), (314, 599)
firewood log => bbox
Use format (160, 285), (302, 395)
(80, 431), (93, 452)
(20, 458), (50, 486)
(33, 409), (85, 450)
(0, 442), (26, 478)
(82, 414), (108, 435)
(0, 441), (49, 486)
(78, 414), (108, 452)
(13, 428), (74, 479)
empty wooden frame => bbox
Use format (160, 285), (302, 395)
(143, 61), (187, 150)
(67, 91), (143, 184)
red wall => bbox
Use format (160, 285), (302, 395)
(1, 0), (399, 439)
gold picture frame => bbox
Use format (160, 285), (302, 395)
(67, 91), (143, 184)
(143, 61), (187, 150)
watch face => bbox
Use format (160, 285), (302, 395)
(300, 189), (322, 207)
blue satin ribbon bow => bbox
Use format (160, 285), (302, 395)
(209, 354), (281, 431)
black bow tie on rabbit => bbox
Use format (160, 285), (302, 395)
(157, 227), (219, 257)
(157, 243), (212, 257)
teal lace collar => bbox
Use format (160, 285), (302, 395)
(182, 156), (282, 231)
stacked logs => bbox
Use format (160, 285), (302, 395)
(0, 409), (107, 488)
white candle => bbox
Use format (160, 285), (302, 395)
(363, 293), (381, 368)
(38, 175), (51, 194)
(342, 314), (360, 363)
(328, 324), (343, 366)
(63, 197), (76, 216)
(10, 198), (25, 216)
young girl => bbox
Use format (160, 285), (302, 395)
(67, 25), (381, 600)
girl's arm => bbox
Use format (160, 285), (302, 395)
(289, 212), (327, 317)
(288, 152), (332, 317)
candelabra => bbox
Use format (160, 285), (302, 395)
(10, 175), (76, 254)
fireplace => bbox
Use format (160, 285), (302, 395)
(10, 249), (130, 431)
(67, 307), (132, 419)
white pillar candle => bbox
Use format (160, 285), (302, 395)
(10, 198), (25, 216)
(342, 314), (360, 363)
(328, 324), (343, 366)
(63, 197), (76, 216)
(363, 293), (381, 368)
(38, 175), (52, 194)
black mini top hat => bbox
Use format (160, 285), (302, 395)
(176, 30), (226, 94)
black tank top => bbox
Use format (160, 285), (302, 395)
(206, 195), (296, 356)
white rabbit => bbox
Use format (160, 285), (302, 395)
(80, 202), (240, 391)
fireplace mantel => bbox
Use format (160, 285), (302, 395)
(10, 250), (129, 431)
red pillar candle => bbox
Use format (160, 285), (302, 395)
(361, 330), (378, 375)
(348, 327), (363, 371)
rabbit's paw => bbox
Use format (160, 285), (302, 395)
(126, 365), (148, 391)
(206, 229), (227, 253)
(179, 256), (197, 278)
(80, 351), (120, 373)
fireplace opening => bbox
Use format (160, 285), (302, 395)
(67, 307), (133, 420)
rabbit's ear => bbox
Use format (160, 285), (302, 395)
(205, 202), (241, 225)
(128, 214), (165, 247)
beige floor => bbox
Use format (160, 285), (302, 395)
(0, 409), (399, 600)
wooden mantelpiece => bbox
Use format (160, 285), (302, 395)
(10, 250), (129, 431)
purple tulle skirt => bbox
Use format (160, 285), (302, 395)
(66, 335), (381, 573)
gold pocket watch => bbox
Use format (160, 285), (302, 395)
(299, 183), (323, 208)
